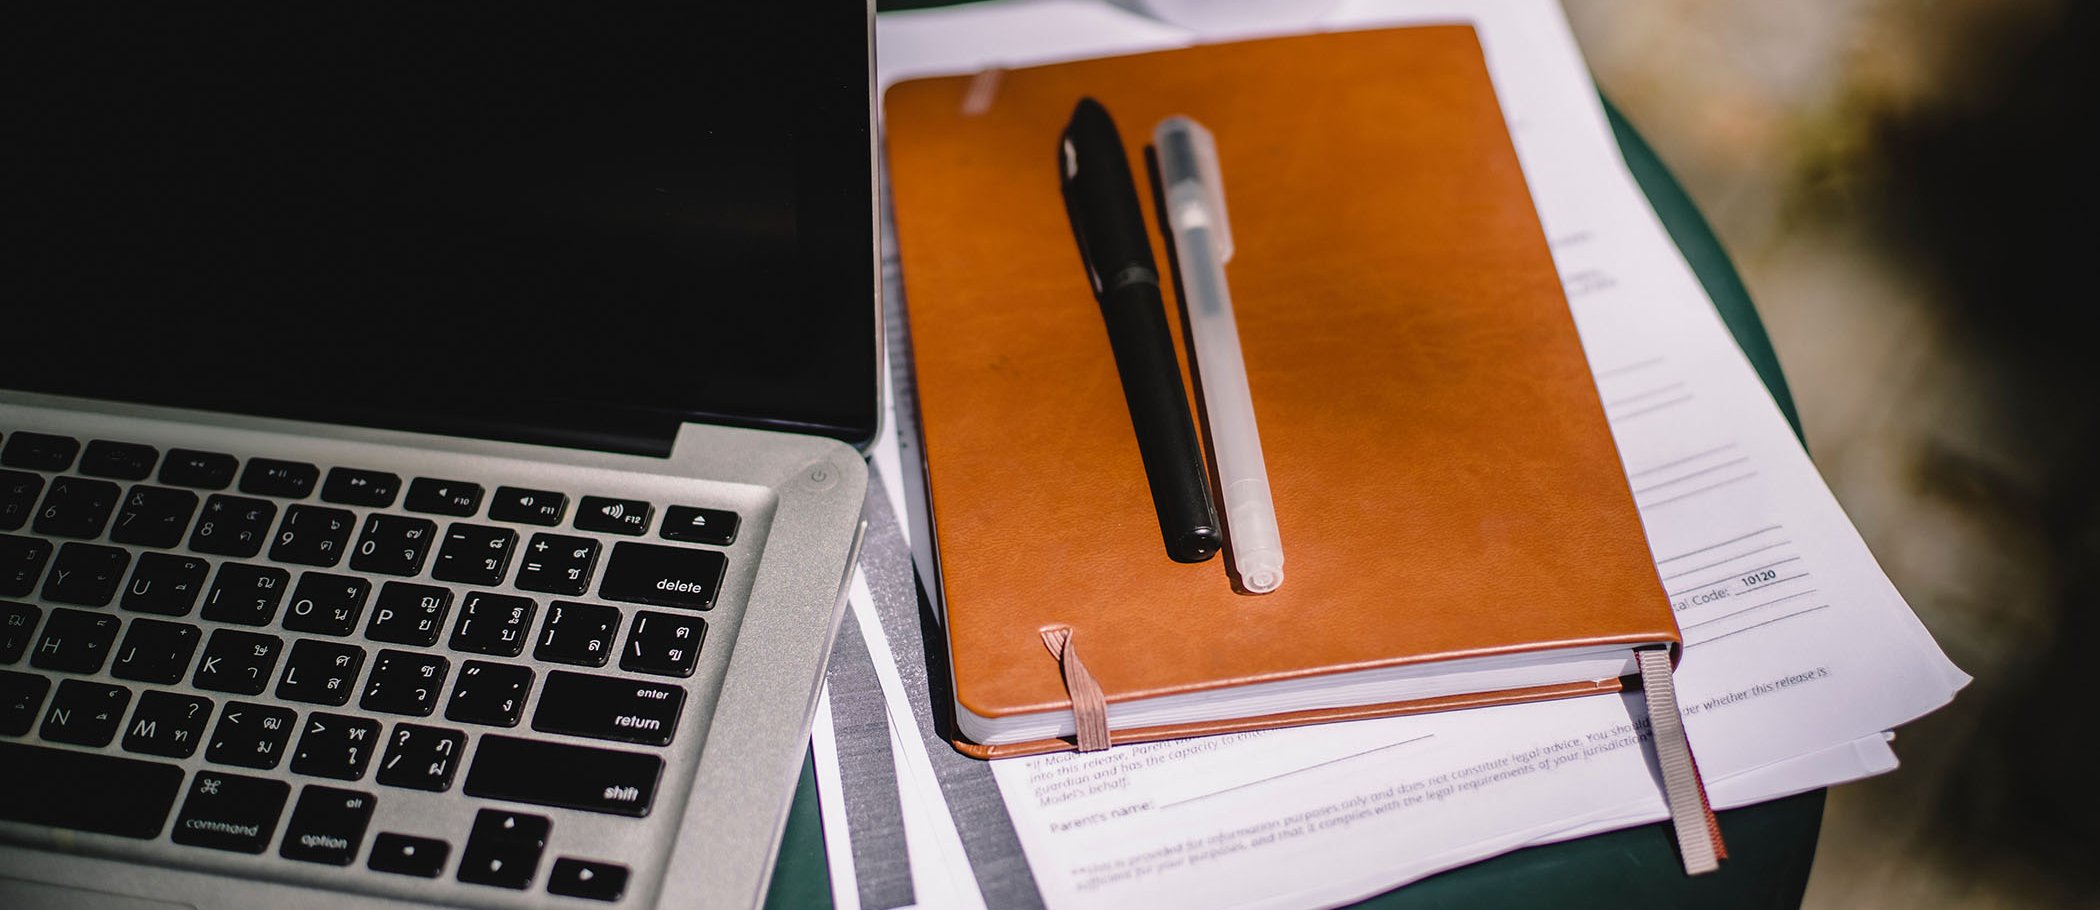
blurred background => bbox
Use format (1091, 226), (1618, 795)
(1560, 0), (2099, 906)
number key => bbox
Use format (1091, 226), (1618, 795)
(0, 470), (46, 531)
(190, 495), (277, 558)
(271, 505), (355, 567)
(351, 514), (437, 577)
(110, 485), (199, 548)
(33, 477), (120, 539)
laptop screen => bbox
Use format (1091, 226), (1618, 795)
(5, 6), (877, 454)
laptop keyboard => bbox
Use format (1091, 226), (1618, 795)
(0, 427), (751, 905)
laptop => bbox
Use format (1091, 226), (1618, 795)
(0, 6), (875, 909)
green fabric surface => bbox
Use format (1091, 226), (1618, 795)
(764, 67), (1821, 910)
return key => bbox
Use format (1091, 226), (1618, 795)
(532, 670), (684, 747)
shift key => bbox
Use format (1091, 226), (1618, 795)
(463, 735), (662, 817)
(533, 671), (683, 747)
(597, 543), (725, 610)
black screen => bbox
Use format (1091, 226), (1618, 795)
(5, 5), (878, 454)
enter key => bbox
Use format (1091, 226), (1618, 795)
(531, 670), (684, 747)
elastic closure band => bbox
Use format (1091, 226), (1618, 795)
(1040, 625), (1112, 751)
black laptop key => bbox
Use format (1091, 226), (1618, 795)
(536, 601), (619, 667)
(193, 629), (283, 695)
(361, 649), (450, 717)
(377, 722), (466, 791)
(280, 785), (377, 865)
(1, 670), (51, 736)
(40, 542), (130, 607)
(489, 487), (566, 526)
(189, 494), (277, 557)
(549, 858), (630, 902)
(205, 701), (297, 769)
(406, 478), (482, 516)
(111, 618), (203, 684)
(277, 639), (365, 707)
(271, 504), (355, 567)
(40, 679), (131, 746)
(0, 601), (38, 663)
(661, 506), (739, 546)
(621, 611), (705, 678)
(367, 582), (451, 646)
(30, 608), (120, 674)
(239, 457), (318, 499)
(321, 467), (401, 507)
(533, 671), (683, 747)
(451, 592), (534, 657)
(2, 432), (79, 472)
(284, 572), (371, 636)
(370, 832), (450, 878)
(351, 513), (437, 576)
(0, 534), (51, 597)
(575, 496), (651, 535)
(123, 552), (210, 615)
(202, 562), (290, 625)
(457, 808), (551, 889)
(159, 449), (238, 490)
(433, 523), (516, 586)
(515, 533), (599, 596)
(80, 440), (159, 480)
(0, 740), (184, 838)
(0, 470), (45, 531)
(290, 712), (382, 781)
(599, 542), (726, 610)
(171, 770), (289, 853)
(463, 735), (662, 818)
(32, 477), (120, 539)
(110, 485), (200, 548)
(445, 660), (532, 727)
(122, 690), (213, 758)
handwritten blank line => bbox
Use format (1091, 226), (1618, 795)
(1639, 472), (1759, 510)
(1595, 356), (1665, 379)
(1632, 457), (1755, 496)
(1630, 443), (1740, 479)
(1655, 524), (1783, 565)
(1681, 589), (1820, 632)
(1689, 605), (1833, 649)
(1610, 394), (1696, 422)
(1659, 540), (1792, 582)
(1157, 735), (1436, 810)
(1606, 381), (1688, 407)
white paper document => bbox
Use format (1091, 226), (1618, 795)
(819, 1), (1972, 907)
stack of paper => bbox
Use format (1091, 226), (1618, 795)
(809, 2), (1969, 908)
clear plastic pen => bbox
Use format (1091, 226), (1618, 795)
(1154, 115), (1284, 593)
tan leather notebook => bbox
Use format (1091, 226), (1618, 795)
(886, 26), (1679, 760)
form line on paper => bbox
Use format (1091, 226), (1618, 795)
(1609, 394), (1696, 422)
(1667, 556), (1805, 597)
(1156, 735), (1437, 810)
(1593, 356), (1665, 379)
(1633, 456), (1756, 496)
(1681, 589), (1821, 632)
(1688, 605), (1834, 649)
(1654, 524), (1783, 565)
(1629, 443), (1741, 479)
(1658, 539), (1792, 581)
(1605, 381), (1689, 407)
(1639, 472), (1760, 509)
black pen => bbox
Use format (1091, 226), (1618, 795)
(1059, 97), (1221, 563)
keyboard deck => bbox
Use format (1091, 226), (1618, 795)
(0, 423), (768, 907)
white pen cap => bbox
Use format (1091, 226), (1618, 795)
(1154, 116), (1233, 263)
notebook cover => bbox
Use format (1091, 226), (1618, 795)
(885, 25), (1676, 756)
